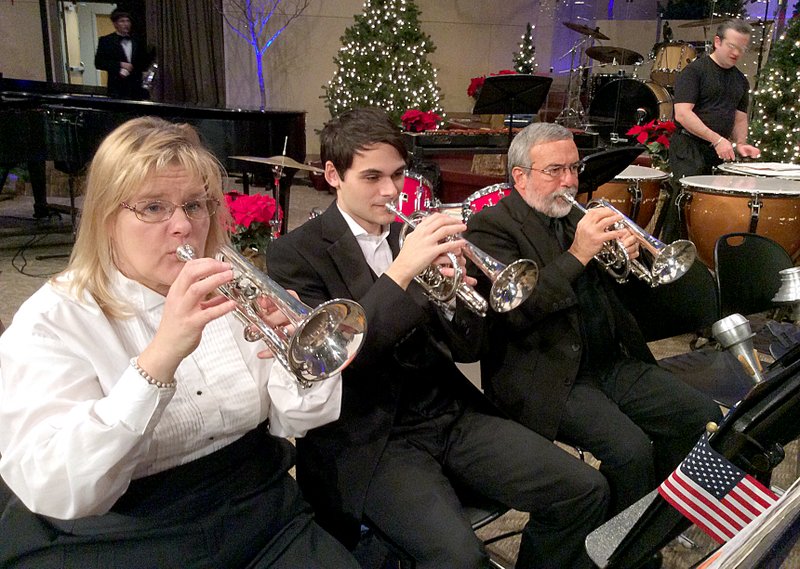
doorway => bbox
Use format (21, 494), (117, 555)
(57, 1), (116, 87)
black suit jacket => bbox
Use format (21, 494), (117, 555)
(463, 189), (655, 440)
(266, 203), (490, 547)
(94, 33), (148, 99)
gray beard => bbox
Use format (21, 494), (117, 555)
(523, 187), (577, 218)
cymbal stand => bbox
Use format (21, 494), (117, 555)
(555, 36), (591, 128)
(268, 137), (289, 240)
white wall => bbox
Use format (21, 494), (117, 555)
(0, 0), (47, 81)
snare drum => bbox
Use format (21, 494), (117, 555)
(464, 183), (512, 221)
(650, 42), (697, 87)
(716, 162), (800, 180)
(580, 165), (668, 227)
(679, 175), (800, 267)
(398, 171), (433, 221)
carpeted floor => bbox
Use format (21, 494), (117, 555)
(1, 175), (798, 568)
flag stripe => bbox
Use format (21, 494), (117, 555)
(672, 470), (749, 529)
(658, 479), (731, 543)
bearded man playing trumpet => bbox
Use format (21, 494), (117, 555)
(464, 122), (722, 520)
(267, 107), (609, 569)
(0, 117), (360, 568)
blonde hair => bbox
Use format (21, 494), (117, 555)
(60, 116), (231, 318)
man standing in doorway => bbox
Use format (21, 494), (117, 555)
(95, 8), (149, 100)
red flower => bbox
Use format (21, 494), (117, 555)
(224, 191), (280, 229)
(401, 109), (442, 133)
(467, 76), (486, 98)
(655, 134), (671, 148)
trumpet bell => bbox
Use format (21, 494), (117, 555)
(650, 239), (697, 286)
(490, 259), (539, 312)
(287, 298), (367, 383)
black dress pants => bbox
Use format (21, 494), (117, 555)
(661, 131), (722, 243)
(0, 429), (359, 569)
(362, 407), (609, 569)
(556, 358), (723, 516)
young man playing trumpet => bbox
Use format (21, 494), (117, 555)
(464, 122), (722, 519)
(267, 107), (609, 569)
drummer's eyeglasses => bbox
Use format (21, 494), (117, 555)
(520, 161), (585, 178)
(121, 197), (220, 223)
(722, 41), (748, 54)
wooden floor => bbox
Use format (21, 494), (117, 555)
(1, 176), (798, 568)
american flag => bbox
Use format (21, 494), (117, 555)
(658, 434), (779, 543)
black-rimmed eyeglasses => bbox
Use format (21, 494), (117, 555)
(517, 161), (585, 178)
(120, 197), (220, 223)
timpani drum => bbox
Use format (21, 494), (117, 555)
(463, 183), (513, 221)
(679, 175), (800, 267)
(716, 162), (800, 180)
(397, 171), (433, 221)
(579, 165), (668, 227)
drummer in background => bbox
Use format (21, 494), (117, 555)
(0, 117), (360, 568)
(661, 18), (760, 242)
(464, 121), (722, 520)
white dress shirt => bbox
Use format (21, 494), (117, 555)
(338, 205), (393, 276)
(0, 271), (342, 519)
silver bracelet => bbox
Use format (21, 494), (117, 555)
(130, 358), (176, 389)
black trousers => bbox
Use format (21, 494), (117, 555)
(362, 407), (609, 569)
(0, 429), (359, 569)
(556, 358), (723, 516)
(660, 131), (722, 243)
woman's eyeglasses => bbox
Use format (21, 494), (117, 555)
(120, 197), (220, 223)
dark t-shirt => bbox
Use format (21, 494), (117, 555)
(673, 54), (750, 139)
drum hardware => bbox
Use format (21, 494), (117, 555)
(555, 36), (593, 128)
(712, 313), (765, 384)
(561, 194), (697, 287)
(386, 202), (539, 316)
(176, 244), (367, 387)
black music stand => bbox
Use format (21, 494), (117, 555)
(578, 145), (645, 195)
(472, 74), (553, 147)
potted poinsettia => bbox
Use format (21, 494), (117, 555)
(626, 120), (677, 171)
(224, 191), (282, 264)
(400, 109), (442, 132)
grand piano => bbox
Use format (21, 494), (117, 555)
(0, 78), (306, 234)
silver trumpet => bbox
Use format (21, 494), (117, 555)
(177, 244), (367, 387)
(560, 194), (696, 287)
(386, 203), (539, 316)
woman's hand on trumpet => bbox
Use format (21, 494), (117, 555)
(385, 212), (476, 290)
(569, 207), (629, 266)
(139, 258), (237, 382)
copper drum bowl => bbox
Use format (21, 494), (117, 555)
(579, 165), (668, 228)
(679, 175), (800, 267)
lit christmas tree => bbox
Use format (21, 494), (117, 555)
(749, 2), (800, 162)
(513, 23), (537, 74)
(323, 0), (443, 125)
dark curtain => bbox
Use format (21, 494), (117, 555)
(145, 0), (225, 108)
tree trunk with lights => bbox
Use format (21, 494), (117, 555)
(222, 0), (311, 111)
(513, 23), (537, 74)
(323, 0), (443, 125)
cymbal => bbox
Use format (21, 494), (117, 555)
(562, 21), (610, 40)
(677, 18), (730, 29)
(229, 155), (324, 173)
(585, 46), (644, 66)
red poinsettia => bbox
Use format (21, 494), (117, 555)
(224, 191), (282, 251)
(401, 109), (442, 133)
(626, 119), (676, 169)
(467, 69), (518, 99)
